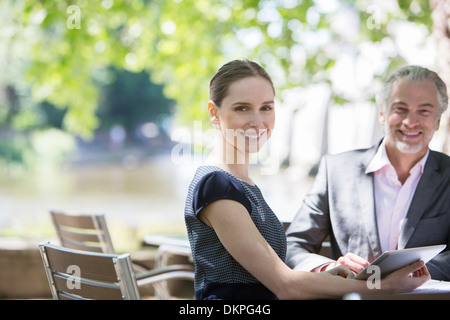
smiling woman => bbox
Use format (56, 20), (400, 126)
(184, 60), (287, 299)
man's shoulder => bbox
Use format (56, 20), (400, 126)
(324, 144), (377, 164)
(428, 150), (450, 175)
(430, 149), (450, 161)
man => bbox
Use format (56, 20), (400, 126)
(286, 65), (450, 280)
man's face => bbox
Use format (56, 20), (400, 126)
(380, 78), (441, 157)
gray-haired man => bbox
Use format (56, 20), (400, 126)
(286, 65), (450, 280)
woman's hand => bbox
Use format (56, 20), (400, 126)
(381, 260), (431, 293)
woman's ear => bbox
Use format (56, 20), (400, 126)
(208, 101), (220, 127)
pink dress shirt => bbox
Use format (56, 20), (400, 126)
(365, 141), (429, 253)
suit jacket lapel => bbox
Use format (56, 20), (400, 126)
(357, 145), (382, 260)
(398, 152), (442, 249)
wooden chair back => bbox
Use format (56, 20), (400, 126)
(39, 242), (140, 300)
(49, 210), (115, 253)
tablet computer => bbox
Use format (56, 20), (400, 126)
(355, 244), (446, 280)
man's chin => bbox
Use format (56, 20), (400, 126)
(395, 141), (424, 154)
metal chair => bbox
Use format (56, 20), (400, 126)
(49, 210), (116, 254)
(48, 210), (195, 299)
(39, 242), (195, 300)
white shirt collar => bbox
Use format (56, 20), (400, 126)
(365, 139), (429, 175)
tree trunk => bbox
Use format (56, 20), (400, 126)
(430, 0), (450, 155)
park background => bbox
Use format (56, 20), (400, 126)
(0, 0), (449, 297)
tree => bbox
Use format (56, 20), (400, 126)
(97, 67), (174, 135)
(430, 0), (450, 154)
(1, 0), (447, 156)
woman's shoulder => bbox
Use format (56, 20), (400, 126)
(193, 165), (225, 179)
(193, 165), (241, 193)
(191, 166), (252, 215)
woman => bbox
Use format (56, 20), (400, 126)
(184, 59), (430, 300)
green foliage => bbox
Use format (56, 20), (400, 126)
(0, 136), (28, 165)
(97, 67), (174, 133)
(0, 0), (436, 139)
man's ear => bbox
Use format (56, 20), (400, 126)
(379, 108), (386, 126)
(208, 101), (220, 127)
(435, 116), (441, 131)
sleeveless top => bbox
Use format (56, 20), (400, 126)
(184, 165), (287, 300)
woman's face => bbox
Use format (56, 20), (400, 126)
(209, 76), (275, 157)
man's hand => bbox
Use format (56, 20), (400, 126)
(326, 252), (370, 274)
(323, 264), (354, 279)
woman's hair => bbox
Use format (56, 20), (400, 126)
(209, 59), (274, 107)
(377, 65), (448, 116)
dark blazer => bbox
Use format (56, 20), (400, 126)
(286, 141), (450, 280)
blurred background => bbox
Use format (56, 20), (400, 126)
(1, 0), (449, 255)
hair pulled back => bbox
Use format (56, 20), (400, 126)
(209, 59), (274, 107)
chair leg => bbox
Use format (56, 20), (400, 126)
(153, 282), (172, 300)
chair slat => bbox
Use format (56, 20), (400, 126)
(58, 292), (83, 300)
(53, 273), (124, 300)
(60, 238), (104, 253)
(51, 211), (98, 229)
(44, 245), (120, 283)
(59, 228), (102, 243)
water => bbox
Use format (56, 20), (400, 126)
(0, 154), (313, 249)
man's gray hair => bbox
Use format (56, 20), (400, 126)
(377, 65), (448, 116)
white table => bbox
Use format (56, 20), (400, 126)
(143, 234), (193, 299)
(344, 279), (450, 300)
(144, 234), (192, 267)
